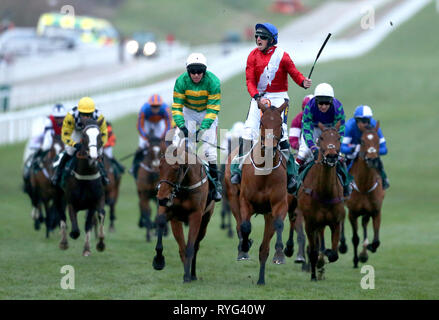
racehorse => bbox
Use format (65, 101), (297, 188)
(296, 122), (345, 281)
(342, 122), (385, 268)
(238, 99), (289, 285)
(103, 153), (123, 232)
(153, 138), (215, 282)
(28, 135), (65, 238)
(283, 194), (307, 267)
(135, 136), (166, 241)
(58, 118), (106, 256)
(219, 164), (233, 238)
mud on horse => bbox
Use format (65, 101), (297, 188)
(153, 138), (215, 283)
(297, 121), (345, 281)
(238, 99), (289, 285)
(59, 118), (107, 256)
(135, 136), (166, 241)
(341, 122), (385, 268)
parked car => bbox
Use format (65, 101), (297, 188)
(125, 32), (158, 58)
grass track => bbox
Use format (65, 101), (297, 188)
(1, 3), (439, 299)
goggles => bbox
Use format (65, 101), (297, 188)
(355, 118), (370, 124)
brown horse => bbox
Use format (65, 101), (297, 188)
(238, 99), (289, 285)
(59, 118), (106, 256)
(153, 138), (215, 282)
(28, 135), (65, 238)
(135, 136), (166, 241)
(297, 122), (345, 281)
(103, 153), (123, 232)
(343, 122), (385, 268)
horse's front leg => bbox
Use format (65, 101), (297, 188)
(83, 209), (94, 256)
(367, 212), (381, 253)
(239, 197), (253, 254)
(283, 214), (295, 258)
(359, 214), (370, 262)
(327, 221), (340, 263)
(295, 212), (306, 264)
(271, 200), (287, 265)
(257, 214), (275, 285)
(339, 217), (348, 254)
(191, 209), (214, 281)
(68, 204), (80, 239)
(153, 211), (167, 271)
(96, 207), (106, 252)
(183, 211), (202, 283)
(305, 223), (318, 281)
(349, 212), (360, 268)
(59, 220), (69, 250)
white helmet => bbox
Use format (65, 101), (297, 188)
(186, 53), (207, 67)
(314, 83), (334, 98)
(231, 121), (245, 138)
(52, 103), (66, 117)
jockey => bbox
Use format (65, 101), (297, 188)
(289, 83), (351, 196)
(23, 103), (66, 180)
(131, 94), (171, 176)
(289, 94), (314, 151)
(341, 105), (389, 189)
(51, 97), (109, 186)
(171, 52), (222, 202)
(230, 22), (312, 185)
(104, 121), (125, 175)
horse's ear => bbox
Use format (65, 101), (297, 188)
(335, 120), (341, 131)
(277, 99), (289, 114)
(375, 120), (380, 132)
(257, 99), (267, 113)
(318, 122), (325, 131)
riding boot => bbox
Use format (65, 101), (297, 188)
(336, 160), (352, 197)
(376, 157), (390, 189)
(51, 153), (71, 186)
(230, 137), (252, 184)
(111, 158), (126, 175)
(208, 163), (222, 202)
(130, 148), (145, 178)
(98, 159), (110, 186)
(288, 157), (305, 194)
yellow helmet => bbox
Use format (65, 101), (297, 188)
(78, 97), (95, 113)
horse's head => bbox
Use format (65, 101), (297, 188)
(317, 121), (341, 167)
(359, 121), (380, 168)
(148, 136), (164, 170)
(156, 140), (190, 207)
(258, 98), (288, 150)
(78, 118), (103, 161)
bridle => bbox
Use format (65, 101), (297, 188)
(317, 127), (340, 167)
(358, 130), (379, 168)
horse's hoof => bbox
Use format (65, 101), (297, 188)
(153, 256), (165, 270)
(311, 276), (317, 282)
(138, 218), (145, 228)
(227, 229), (234, 238)
(257, 279), (265, 285)
(359, 252), (368, 263)
(367, 241), (380, 253)
(34, 219), (41, 231)
(338, 242), (348, 254)
(284, 245), (294, 258)
(295, 255), (306, 264)
(70, 230), (80, 239)
(191, 275), (198, 281)
(237, 252), (250, 261)
(109, 225), (115, 233)
(272, 252), (286, 265)
(324, 249), (339, 263)
(183, 275), (192, 283)
(59, 242), (69, 250)
(96, 241), (105, 252)
(83, 250), (91, 257)
(317, 269), (325, 281)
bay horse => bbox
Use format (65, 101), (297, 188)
(135, 136), (166, 241)
(297, 121), (345, 281)
(153, 137), (215, 283)
(343, 122), (385, 268)
(28, 135), (65, 238)
(103, 153), (123, 232)
(238, 99), (289, 285)
(283, 195), (307, 267)
(59, 118), (106, 256)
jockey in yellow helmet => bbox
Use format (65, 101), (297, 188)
(51, 97), (109, 186)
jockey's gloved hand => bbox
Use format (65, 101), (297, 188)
(195, 129), (205, 142)
(179, 126), (189, 138)
(253, 93), (262, 101)
(311, 147), (319, 161)
(74, 143), (82, 151)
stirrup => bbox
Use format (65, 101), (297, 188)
(231, 173), (241, 184)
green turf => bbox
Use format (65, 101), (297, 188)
(1, 3), (439, 299)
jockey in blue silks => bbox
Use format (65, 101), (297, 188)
(341, 105), (389, 189)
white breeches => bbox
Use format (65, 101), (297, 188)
(104, 147), (113, 158)
(242, 91), (289, 143)
(297, 127), (322, 161)
(172, 107), (218, 163)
